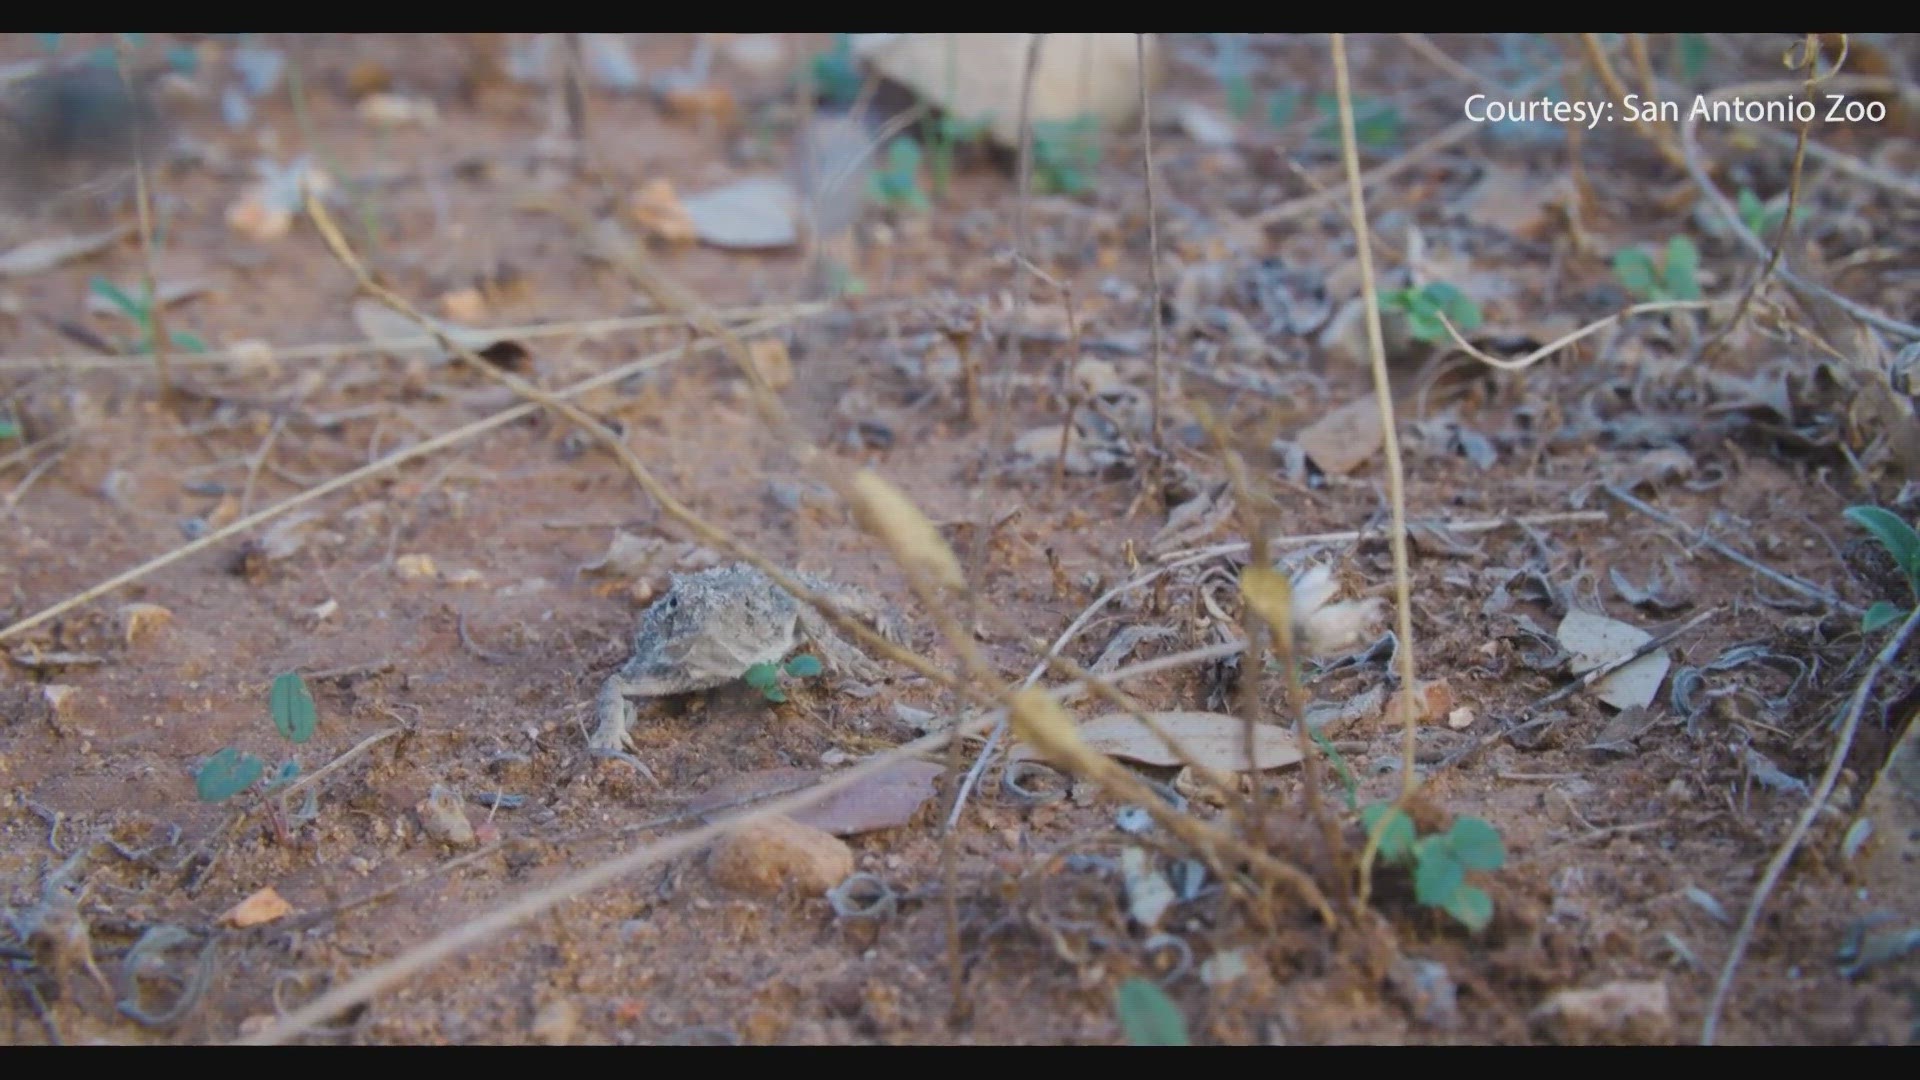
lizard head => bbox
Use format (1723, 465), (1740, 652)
(618, 565), (799, 694)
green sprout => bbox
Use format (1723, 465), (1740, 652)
(194, 672), (315, 804)
(1379, 282), (1483, 345)
(866, 137), (930, 212)
(1314, 93), (1401, 150)
(1736, 187), (1808, 241)
(1031, 115), (1101, 196)
(1846, 505), (1920, 633)
(1310, 728), (1360, 811)
(1267, 88), (1302, 127)
(1612, 235), (1701, 302)
(89, 277), (208, 356)
(1361, 805), (1506, 932)
(808, 33), (862, 109)
(742, 653), (824, 704)
(1674, 33), (1710, 84)
(0, 419), (18, 442)
(1114, 978), (1190, 1046)
(1223, 73), (1255, 119)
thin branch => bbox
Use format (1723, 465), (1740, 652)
(1331, 34), (1420, 800)
(1701, 34), (1819, 363)
(1601, 484), (1861, 615)
(0, 304), (837, 372)
(1157, 510), (1608, 564)
(1137, 32), (1165, 449)
(1435, 301), (1713, 372)
(0, 319), (796, 645)
(1701, 604), (1920, 1044)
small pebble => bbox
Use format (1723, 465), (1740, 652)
(707, 815), (853, 898)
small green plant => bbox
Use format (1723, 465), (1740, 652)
(89, 277), (208, 356)
(1114, 977), (1190, 1046)
(1361, 805), (1506, 931)
(1674, 33), (1710, 84)
(1310, 728), (1360, 811)
(0, 419), (19, 441)
(1314, 92), (1401, 150)
(1612, 235), (1701, 302)
(1223, 73), (1255, 120)
(928, 114), (990, 199)
(808, 33), (862, 109)
(866, 137), (930, 212)
(195, 672), (315, 803)
(1736, 187), (1808, 240)
(1379, 282), (1483, 345)
(1030, 115), (1101, 196)
(1266, 87), (1302, 127)
(742, 653), (824, 704)
(1845, 505), (1920, 632)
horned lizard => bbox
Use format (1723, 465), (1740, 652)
(589, 563), (902, 763)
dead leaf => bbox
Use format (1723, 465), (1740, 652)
(350, 299), (523, 367)
(1455, 166), (1561, 239)
(793, 760), (943, 836)
(1176, 102), (1238, 147)
(0, 227), (130, 277)
(221, 886), (293, 928)
(1016, 711), (1302, 773)
(1297, 394), (1384, 476)
(682, 177), (799, 250)
(1555, 610), (1671, 710)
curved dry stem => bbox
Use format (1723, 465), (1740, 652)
(1436, 301), (1714, 372)
(1331, 36), (1420, 803)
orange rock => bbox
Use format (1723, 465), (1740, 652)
(706, 815), (852, 897)
(222, 886), (293, 928)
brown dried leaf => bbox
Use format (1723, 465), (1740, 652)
(0, 227), (129, 277)
(1297, 394), (1384, 476)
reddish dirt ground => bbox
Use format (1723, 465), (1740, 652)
(2, 34), (1917, 1044)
